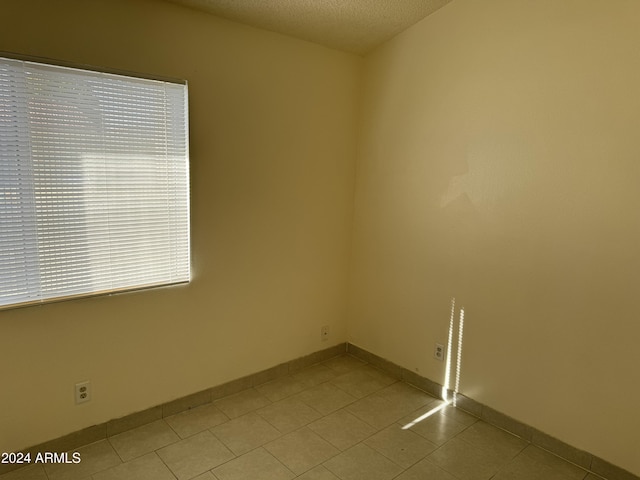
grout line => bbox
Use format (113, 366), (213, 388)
(3, 344), (636, 480)
(346, 343), (640, 480)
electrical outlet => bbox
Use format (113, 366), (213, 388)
(434, 343), (445, 361)
(320, 325), (329, 341)
(75, 381), (91, 404)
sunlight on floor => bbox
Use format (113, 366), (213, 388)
(403, 297), (465, 429)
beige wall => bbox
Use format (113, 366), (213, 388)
(349, 0), (640, 474)
(2, 0), (639, 475)
(0, 0), (359, 452)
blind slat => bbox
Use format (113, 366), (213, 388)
(0, 56), (190, 309)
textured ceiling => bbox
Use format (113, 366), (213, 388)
(165, 0), (453, 55)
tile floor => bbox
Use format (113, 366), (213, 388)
(1, 355), (602, 480)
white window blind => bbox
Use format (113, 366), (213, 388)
(0, 57), (190, 309)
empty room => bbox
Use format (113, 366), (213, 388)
(1, 0), (638, 479)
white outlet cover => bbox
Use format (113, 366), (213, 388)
(321, 325), (329, 341)
(75, 381), (91, 404)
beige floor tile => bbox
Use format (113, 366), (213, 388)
(212, 448), (294, 480)
(394, 458), (458, 480)
(322, 355), (366, 374)
(292, 364), (338, 387)
(492, 452), (583, 480)
(257, 397), (321, 433)
(308, 409), (375, 451)
(11, 363), (617, 480)
(255, 376), (308, 402)
(0, 465), (48, 480)
(45, 440), (122, 480)
(214, 388), (271, 419)
(191, 473), (217, 480)
(373, 382), (438, 412)
(211, 412), (282, 455)
(295, 465), (341, 480)
(330, 368), (396, 399)
(91, 453), (174, 480)
(346, 394), (413, 430)
(108, 420), (179, 462)
(264, 427), (339, 475)
(165, 402), (229, 439)
(428, 437), (515, 480)
(295, 383), (357, 415)
(456, 422), (527, 458)
(439, 404), (479, 427)
(399, 405), (469, 445)
(157, 430), (234, 480)
(398, 400), (448, 423)
(359, 366), (398, 386)
(520, 445), (589, 480)
(364, 424), (437, 468)
(323, 444), (403, 480)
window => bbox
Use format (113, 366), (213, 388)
(0, 56), (190, 309)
